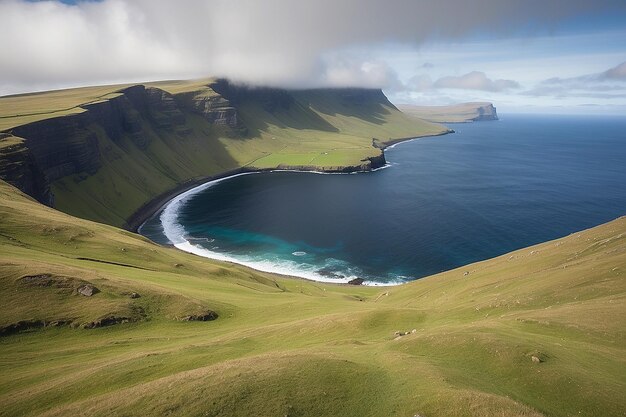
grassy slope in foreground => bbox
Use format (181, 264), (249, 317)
(399, 102), (498, 123)
(0, 180), (624, 417)
(0, 79), (447, 228)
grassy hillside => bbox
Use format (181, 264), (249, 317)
(0, 80), (446, 228)
(399, 102), (498, 123)
(0, 179), (624, 416)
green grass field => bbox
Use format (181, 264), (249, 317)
(1, 177), (624, 417)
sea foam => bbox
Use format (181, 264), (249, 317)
(158, 170), (407, 286)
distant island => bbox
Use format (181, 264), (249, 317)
(398, 102), (498, 123)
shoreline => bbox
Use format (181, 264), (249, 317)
(377, 128), (454, 149)
(127, 164), (378, 233)
(151, 170), (409, 287)
(128, 129), (455, 286)
(126, 129), (453, 232)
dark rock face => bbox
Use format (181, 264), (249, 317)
(472, 103), (498, 121)
(367, 153), (387, 170)
(144, 87), (186, 128)
(348, 278), (365, 285)
(82, 316), (131, 329)
(0, 320), (45, 336)
(0, 85), (193, 206)
(11, 114), (102, 183)
(0, 135), (52, 204)
(176, 90), (240, 129)
(0, 319), (73, 336)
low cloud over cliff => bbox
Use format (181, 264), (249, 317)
(1, 0), (624, 95)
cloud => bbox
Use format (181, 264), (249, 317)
(405, 74), (434, 92)
(404, 71), (519, 92)
(602, 61), (626, 80)
(0, 0), (625, 94)
(523, 61), (626, 98)
(319, 55), (404, 90)
(433, 71), (520, 92)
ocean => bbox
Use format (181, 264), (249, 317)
(139, 114), (626, 285)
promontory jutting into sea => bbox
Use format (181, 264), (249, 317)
(141, 114), (626, 285)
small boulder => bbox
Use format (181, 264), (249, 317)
(180, 311), (218, 322)
(129, 292), (140, 299)
(77, 284), (99, 297)
(531, 355), (542, 363)
(348, 278), (364, 285)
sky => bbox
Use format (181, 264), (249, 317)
(1, 0), (625, 114)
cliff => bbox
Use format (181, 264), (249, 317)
(399, 102), (499, 123)
(0, 133), (51, 204)
(472, 103), (498, 121)
(0, 79), (446, 227)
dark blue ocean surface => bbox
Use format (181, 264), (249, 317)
(140, 114), (626, 284)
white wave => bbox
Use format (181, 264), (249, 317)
(292, 251), (307, 256)
(158, 169), (409, 286)
(173, 240), (409, 286)
(174, 241), (359, 284)
(385, 137), (422, 150)
(160, 172), (257, 245)
(371, 163), (392, 172)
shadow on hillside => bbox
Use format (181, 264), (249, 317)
(292, 89), (395, 126)
(211, 80), (394, 138)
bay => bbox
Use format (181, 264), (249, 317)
(140, 114), (626, 284)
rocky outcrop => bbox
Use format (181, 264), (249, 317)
(367, 153), (387, 170)
(0, 319), (72, 336)
(175, 90), (240, 129)
(77, 284), (99, 297)
(179, 311), (218, 321)
(472, 103), (498, 121)
(82, 316), (132, 329)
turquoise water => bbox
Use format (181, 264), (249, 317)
(140, 114), (626, 284)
